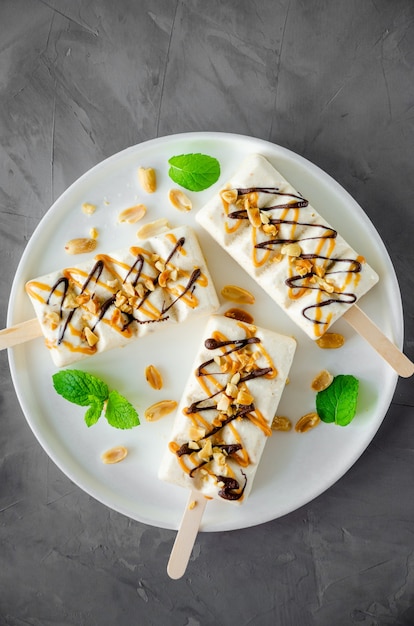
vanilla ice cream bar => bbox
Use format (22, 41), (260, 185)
(25, 226), (219, 367)
(158, 315), (296, 503)
(196, 154), (379, 340)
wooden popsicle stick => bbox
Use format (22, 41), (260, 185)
(343, 305), (414, 378)
(0, 318), (42, 350)
(167, 490), (207, 580)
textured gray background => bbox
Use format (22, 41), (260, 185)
(1, 1), (414, 625)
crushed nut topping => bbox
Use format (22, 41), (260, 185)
(84, 327), (99, 347)
(281, 242), (302, 258)
(247, 207), (262, 228)
(220, 188), (238, 204)
(189, 425), (206, 441)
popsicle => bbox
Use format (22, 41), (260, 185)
(159, 315), (296, 503)
(24, 226), (219, 367)
(196, 154), (379, 341)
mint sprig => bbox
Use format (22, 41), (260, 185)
(52, 369), (140, 430)
(316, 374), (359, 427)
(168, 153), (220, 191)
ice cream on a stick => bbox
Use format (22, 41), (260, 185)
(159, 315), (296, 503)
(196, 154), (379, 341)
(24, 226), (219, 367)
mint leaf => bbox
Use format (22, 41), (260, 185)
(105, 390), (140, 430)
(168, 153), (220, 191)
(316, 374), (359, 426)
(52, 369), (140, 430)
(52, 369), (109, 406)
(84, 396), (104, 427)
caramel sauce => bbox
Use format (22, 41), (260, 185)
(170, 326), (277, 501)
(27, 236), (207, 354)
(223, 187), (364, 335)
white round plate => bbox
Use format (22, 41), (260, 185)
(8, 132), (402, 532)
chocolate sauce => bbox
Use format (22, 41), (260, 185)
(51, 236), (199, 344)
(47, 277), (69, 318)
(196, 336), (261, 376)
(161, 268), (201, 315)
(124, 254), (144, 287)
(175, 332), (273, 499)
(217, 471), (247, 501)
(228, 186), (363, 327)
(80, 260), (104, 295)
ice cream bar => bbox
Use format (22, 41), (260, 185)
(196, 154), (379, 340)
(158, 315), (296, 503)
(25, 226), (219, 367)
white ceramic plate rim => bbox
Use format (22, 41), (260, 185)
(7, 132), (403, 532)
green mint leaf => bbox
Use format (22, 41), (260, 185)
(84, 396), (104, 427)
(168, 153), (220, 191)
(105, 390), (140, 430)
(316, 374), (359, 427)
(52, 369), (109, 406)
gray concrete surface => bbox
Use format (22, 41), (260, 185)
(1, 1), (414, 624)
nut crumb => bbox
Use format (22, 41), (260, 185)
(145, 400), (177, 421)
(295, 412), (320, 433)
(188, 500), (197, 510)
(138, 167), (157, 193)
(82, 202), (97, 215)
(281, 242), (302, 257)
(271, 415), (292, 431)
(118, 204), (147, 224)
(220, 188), (238, 204)
(145, 364), (163, 390)
(224, 308), (254, 324)
(311, 369), (333, 392)
(89, 227), (99, 240)
(221, 285), (255, 305)
(101, 446), (128, 464)
(316, 333), (345, 349)
(84, 327), (99, 347)
(137, 218), (170, 239)
(169, 188), (192, 212)
(65, 238), (97, 255)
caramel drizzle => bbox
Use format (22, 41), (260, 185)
(28, 236), (206, 351)
(172, 326), (276, 501)
(225, 187), (364, 332)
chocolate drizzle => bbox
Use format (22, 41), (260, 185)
(196, 336), (261, 377)
(47, 277), (69, 319)
(227, 186), (363, 327)
(218, 471), (247, 501)
(47, 235), (202, 345)
(174, 332), (275, 501)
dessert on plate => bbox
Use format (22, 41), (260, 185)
(196, 154), (379, 340)
(25, 226), (219, 367)
(159, 315), (296, 503)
